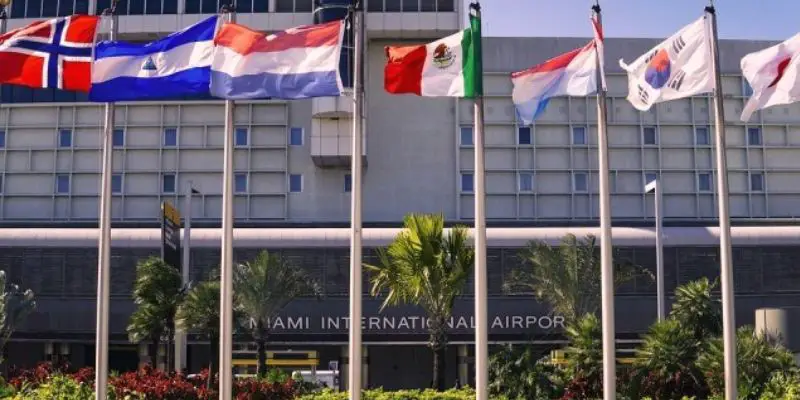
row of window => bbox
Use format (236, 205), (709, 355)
(8, 0), (453, 18)
(458, 171), (766, 193)
(460, 126), (765, 147)
(0, 127), (305, 149)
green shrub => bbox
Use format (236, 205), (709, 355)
(759, 369), (800, 400)
(10, 374), (93, 400)
(298, 388), (484, 400)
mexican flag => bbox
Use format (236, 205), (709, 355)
(384, 12), (482, 98)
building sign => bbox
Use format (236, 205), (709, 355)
(161, 201), (181, 269)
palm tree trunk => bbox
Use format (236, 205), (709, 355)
(256, 337), (267, 378)
(429, 318), (448, 391)
(208, 334), (219, 390)
(151, 336), (161, 370)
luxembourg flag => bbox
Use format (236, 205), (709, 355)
(511, 17), (604, 125)
(210, 19), (345, 100)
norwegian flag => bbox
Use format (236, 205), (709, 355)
(0, 15), (99, 92)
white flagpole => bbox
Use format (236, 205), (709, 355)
(348, 1), (365, 399)
(470, 3), (488, 400)
(706, 5), (738, 399)
(95, 4), (117, 399)
(592, 4), (616, 399)
(175, 181), (193, 372)
(219, 5), (236, 399)
(645, 179), (665, 321)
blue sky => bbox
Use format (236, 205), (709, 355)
(464, 0), (799, 40)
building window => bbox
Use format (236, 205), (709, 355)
(276, 0), (313, 12)
(610, 171), (617, 193)
(289, 174), (302, 193)
(747, 127), (762, 145)
(573, 172), (588, 192)
(112, 128), (124, 147)
(750, 173), (764, 192)
(162, 174), (176, 193)
(461, 173), (474, 193)
(644, 172), (658, 186)
(460, 126), (473, 146)
(643, 126), (658, 145)
(572, 126), (587, 145)
(344, 174), (352, 193)
(289, 127), (303, 146)
(695, 126), (710, 145)
(235, 127), (249, 146)
(235, 173), (248, 193)
(519, 172), (533, 192)
(0, 130), (5, 148)
(518, 126), (532, 145)
(56, 174), (70, 194)
(697, 173), (712, 192)
(111, 174), (123, 194)
(164, 128), (178, 147)
(743, 80), (754, 97)
(59, 129), (72, 148)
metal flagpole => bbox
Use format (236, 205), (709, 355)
(348, 2), (365, 398)
(219, 4), (236, 399)
(645, 179), (665, 321)
(706, 5), (738, 399)
(469, 3), (488, 400)
(95, 2), (117, 399)
(175, 181), (194, 372)
(592, 4), (616, 399)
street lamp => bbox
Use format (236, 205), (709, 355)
(645, 178), (665, 321)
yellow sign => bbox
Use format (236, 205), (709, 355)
(162, 201), (181, 225)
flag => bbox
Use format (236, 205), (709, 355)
(90, 16), (218, 102)
(210, 19), (345, 100)
(511, 16), (603, 125)
(619, 16), (713, 111)
(0, 15), (99, 92)
(384, 11), (481, 97)
(740, 33), (800, 121)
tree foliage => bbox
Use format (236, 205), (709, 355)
(505, 234), (649, 323)
(0, 270), (35, 365)
(366, 213), (474, 391)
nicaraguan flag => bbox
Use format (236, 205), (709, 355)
(90, 16), (218, 102)
(210, 19), (345, 100)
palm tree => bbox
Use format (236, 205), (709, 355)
(669, 277), (722, 341)
(504, 234), (649, 324)
(0, 270), (35, 365)
(127, 256), (184, 370)
(176, 280), (220, 374)
(233, 251), (322, 378)
(634, 319), (707, 399)
(366, 213), (473, 391)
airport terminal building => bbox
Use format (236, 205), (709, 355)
(1, 0), (800, 390)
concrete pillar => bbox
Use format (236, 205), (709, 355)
(44, 342), (56, 362)
(178, 0), (186, 14)
(457, 344), (469, 387)
(268, 0), (277, 13)
(339, 344), (369, 391)
(755, 307), (800, 364)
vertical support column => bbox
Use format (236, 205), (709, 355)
(268, 0), (277, 12)
(457, 344), (469, 387)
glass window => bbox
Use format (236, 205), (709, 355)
(0, 131), (5, 148)
(10, 0), (25, 18)
(436, 0), (454, 11)
(235, 173), (247, 193)
(56, 174), (70, 194)
(289, 174), (302, 193)
(344, 174), (352, 193)
(695, 127), (710, 145)
(750, 173), (764, 192)
(402, 0), (419, 11)
(111, 174), (123, 194)
(42, 0), (57, 16)
(518, 126), (532, 145)
(75, 0), (90, 13)
(573, 172), (588, 192)
(96, 0), (112, 13)
(519, 173), (533, 192)
(184, 0), (200, 13)
(385, 0), (401, 11)
(128, 0), (144, 14)
(461, 173), (473, 193)
(368, 0), (384, 11)
(26, 0), (41, 18)
(0, 175), (3, 193)
(697, 173), (712, 192)
(57, 0), (74, 16)
(460, 126), (473, 146)
(59, 129), (72, 148)
(643, 126), (658, 145)
(145, 0), (162, 14)
(164, 128), (178, 147)
(237, 0), (253, 12)
(276, 0), (294, 12)
(162, 174), (176, 193)
(572, 126), (586, 145)
(235, 127), (249, 146)
(289, 127), (303, 146)
(162, 0), (178, 13)
(253, 0), (268, 12)
(644, 172), (657, 187)
(743, 80), (754, 97)
(112, 129), (124, 147)
(201, 0), (218, 13)
(421, 0), (436, 11)
(295, 0), (313, 12)
(747, 127), (762, 145)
